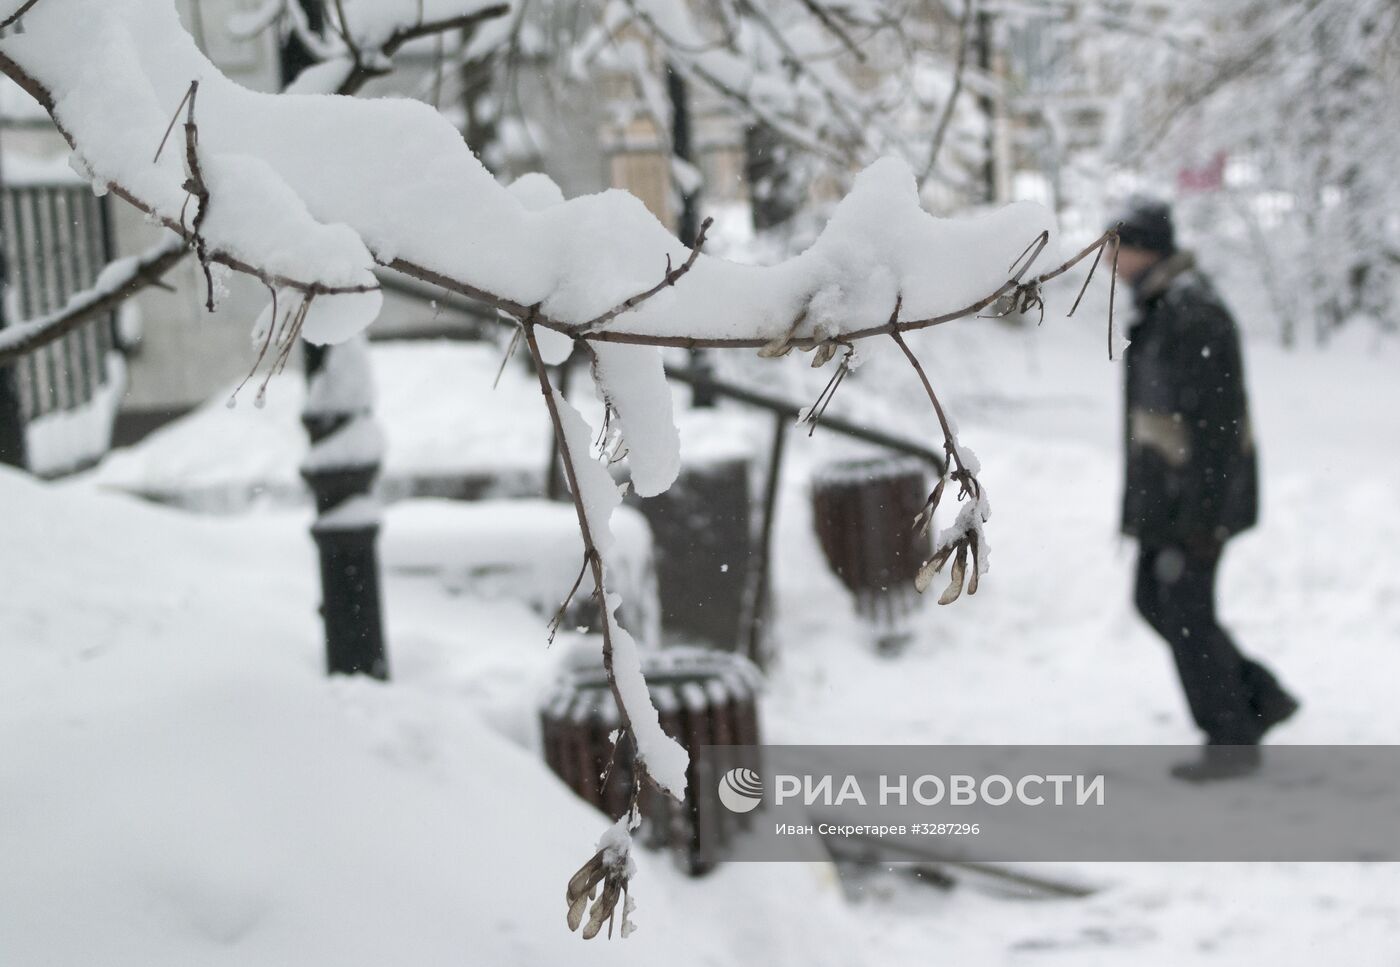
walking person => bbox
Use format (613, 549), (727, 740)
(1113, 198), (1299, 781)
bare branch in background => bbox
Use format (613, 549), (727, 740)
(793, 0), (868, 61)
(335, 2), (510, 96)
(0, 0), (42, 31)
(921, 0), (976, 185)
(0, 238), (188, 365)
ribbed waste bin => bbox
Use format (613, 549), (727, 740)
(812, 456), (933, 652)
(540, 644), (762, 875)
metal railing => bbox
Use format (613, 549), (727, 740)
(379, 269), (946, 657)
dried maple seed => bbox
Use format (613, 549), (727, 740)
(938, 541), (968, 605)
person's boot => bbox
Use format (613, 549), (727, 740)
(1170, 744), (1262, 783)
(1241, 661), (1300, 736)
(1252, 689), (1300, 736)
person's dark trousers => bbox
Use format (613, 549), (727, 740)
(1134, 542), (1290, 745)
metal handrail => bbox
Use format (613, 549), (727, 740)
(663, 364), (946, 473)
(380, 268), (947, 660)
(377, 266), (946, 472)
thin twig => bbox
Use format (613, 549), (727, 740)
(228, 283), (279, 405)
(548, 553), (592, 645)
(1008, 229), (1049, 281)
(1067, 230), (1109, 318)
(577, 215), (713, 332)
(799, 347), (853, 436)
(493, 323), (522, 389)
(153, 81), (196, 163)
(0, 0), (42, 30)
(1107, 236), (1121, 360)
(889, 313), (977, 499)
(794, 0), (867, 62)
(176, 80), (217, 311)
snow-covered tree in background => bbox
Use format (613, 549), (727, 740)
(443, 0), (996, 219)
(1100, 0), (1400, 342)
(0, 0), (1121, 937)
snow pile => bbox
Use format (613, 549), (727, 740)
(95, 342), (559, 508)
(0, 467), (862, 965)
(25, 353), (126, 477)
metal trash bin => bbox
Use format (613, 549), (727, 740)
(811, 456), (933, 653)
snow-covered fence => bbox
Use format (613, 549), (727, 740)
(0, 178), (119, 474)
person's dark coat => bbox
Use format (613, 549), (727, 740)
(1122, 251), (1258, 548)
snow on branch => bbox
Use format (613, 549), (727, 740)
(0, 236), (187, 364)
(0, 0), (1060, 351)
(0, 0), (490, 370)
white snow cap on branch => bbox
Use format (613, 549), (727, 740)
(508, 170), (681, 498)
(200, 153), (382, 344)
(0, 0), (1054, 350)
(589, 343), (679, 498)
(551, 384), (688, 796)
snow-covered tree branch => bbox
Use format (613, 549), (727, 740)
(0, 0), (508, 364)
(0, 0), (1120, 935)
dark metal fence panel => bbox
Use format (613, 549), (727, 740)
(0, 181), (117, 423)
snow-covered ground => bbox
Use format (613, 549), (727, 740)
(7, 289), (1400, 963)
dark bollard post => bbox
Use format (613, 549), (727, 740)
(301, 338), (389, 680)
(0, 365), (26, 469)
(277, 4), (385, 679)
(0, 239), (27, 469)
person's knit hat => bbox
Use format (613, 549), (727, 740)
(1112, 195), (1176, 254)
